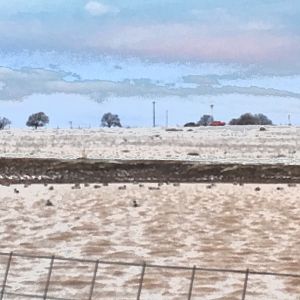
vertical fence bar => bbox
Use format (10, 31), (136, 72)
(88, 260), (99, 300)
(137, 262), (146, 300)
(43, 255), (55, 300)
(187, 266), (196, 300)
(241, 268), (249, 300)
(0, 252), (13, 300)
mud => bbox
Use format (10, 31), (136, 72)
(1, 158), (300, 184)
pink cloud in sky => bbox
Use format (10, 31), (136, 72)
(87, 23), (300, 65)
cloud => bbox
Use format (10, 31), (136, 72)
(0, 67), (300, 103)
(84, 1), (119, 16)
(84, 24), (300, 66)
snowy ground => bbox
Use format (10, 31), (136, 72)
(0, 183), (299, 299)
(0, 126), (299, 299)
(0, 126), (299, 164)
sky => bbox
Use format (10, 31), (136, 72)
(0, 0), (300, 127)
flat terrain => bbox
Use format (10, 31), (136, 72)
(0, 127), (299, 299)
(0, 126), (299, 164)
(0, 183), (299, 299)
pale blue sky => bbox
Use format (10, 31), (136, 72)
(0, 1), (300, 127)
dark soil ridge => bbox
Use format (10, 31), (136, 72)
(1, 157), (300, 184)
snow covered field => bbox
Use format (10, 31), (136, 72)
(0, 126), (299, 164)
(0, 127), (299, 299)
(0, 183), (299, 299)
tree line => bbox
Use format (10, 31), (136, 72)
(0, 111), (274, 130)
(0, 112), (122, 129)
(184, 113), (273, 127)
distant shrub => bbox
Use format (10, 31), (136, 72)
(184, 122), (198, 127)
(101, 113), (122, 128)
(229, 113), (273, 125)
(26, 112), (49, 129)
(187, 152), (199, 156)
(0, 117), (11, 130)
(197, 114), (214, 126)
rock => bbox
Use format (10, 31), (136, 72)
(148, 186), (160, 190)
(46, 200), (53, 206)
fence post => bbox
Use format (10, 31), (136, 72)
(137, 262), (146, 300)
(43, 255), (55, 300)
(241, 268), (249, 300)
(0, 252), (13, 300)
(187, 266), (196, 300)
(88, 260), (99, 300)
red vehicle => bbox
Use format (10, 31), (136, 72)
(210, 121), (226, 126)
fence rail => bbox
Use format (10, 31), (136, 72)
(0, 251), (299, 299)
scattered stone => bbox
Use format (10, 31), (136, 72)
(148, 186), (160, 190)
(94, 185), (101, 189)
(255, 187), (261, 191)
(44, 183), (48, 187)
(103, 183), (109, 186)
(72, 183), (81, 190)
(118, 185), (127, 190)
(187, 152), (199, 156)
(132, 200), (139, 207)
(276, 187), (284, 191)
(84, 183), (90, 187)
(14, 188), (19, 194)
(49, 186), (54, 191)
(288, 183), (297, 187)
(139, 184), (144, 188)
(259, 127), (267, 131)
(46, 200), (54, 207)
(165, 128), (183, 132)
(173, 183), (180, 187)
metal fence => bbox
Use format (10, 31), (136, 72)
(0, 251), (299, 300)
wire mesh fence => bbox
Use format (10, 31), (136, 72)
(0, 251), (299, 300)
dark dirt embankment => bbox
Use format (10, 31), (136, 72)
(1, 158), (300, 184)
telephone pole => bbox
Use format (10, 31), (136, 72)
(153, 101), (156, 127)
(165, 110), (168, 128)
(210, 104), (214, 119)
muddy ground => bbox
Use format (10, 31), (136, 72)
(1, 158), (300, 184)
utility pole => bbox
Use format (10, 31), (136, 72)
(153, 101), (156, 127)
(210, 104), (214, 119)
(288, 114), (291, 126)
(165, 110), (168, 128)
(69, 121), (73, 129)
